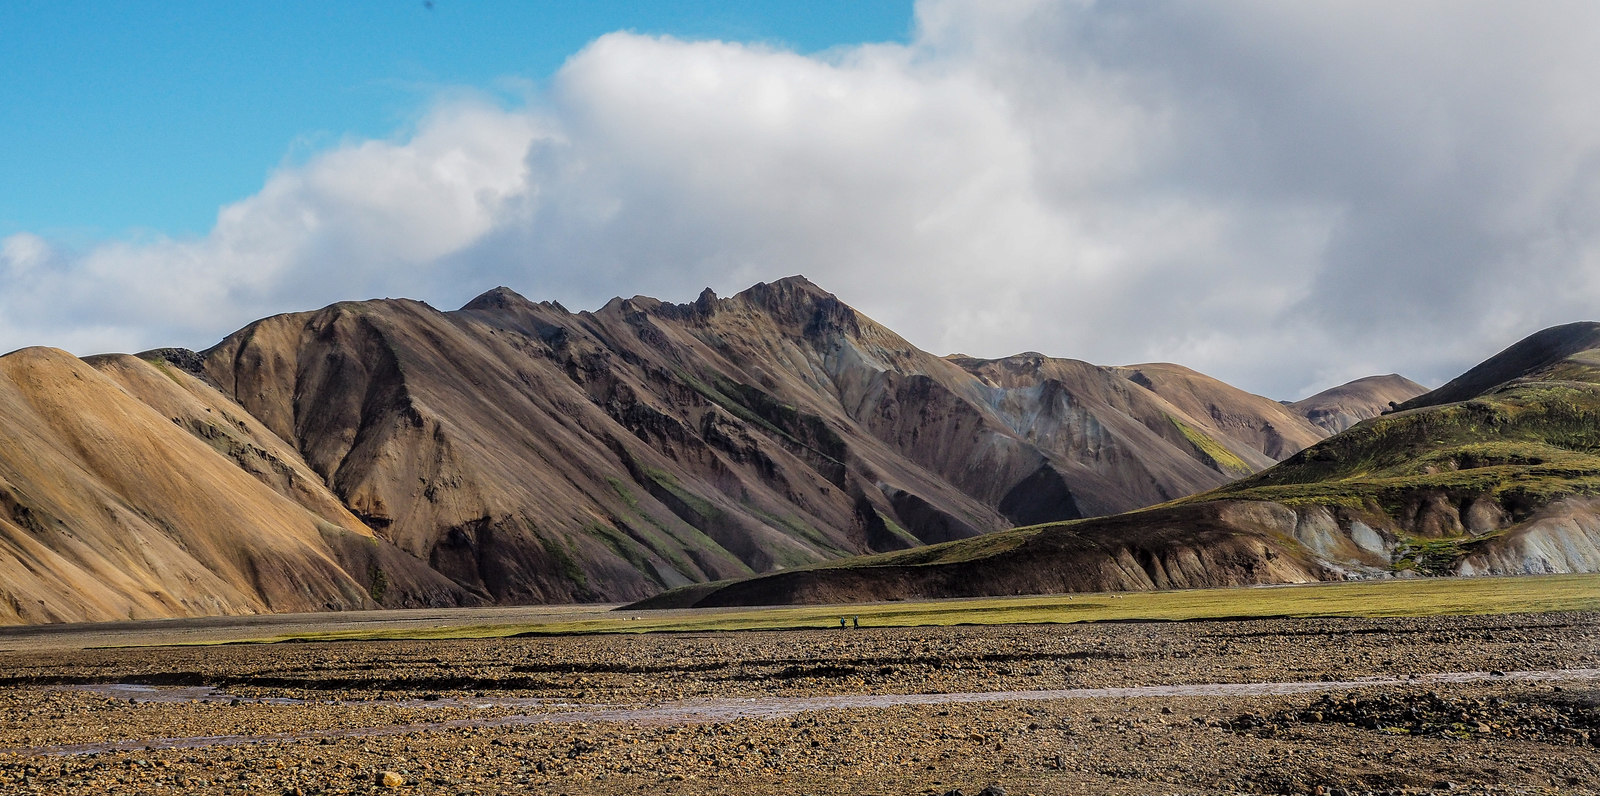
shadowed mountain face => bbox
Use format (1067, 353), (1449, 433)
(1290, 374), (1428, 433)
(0, 276), (1378, 623)
(640, 321), (1600, 609)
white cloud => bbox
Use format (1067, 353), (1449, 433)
(7, 0), (1600, 399)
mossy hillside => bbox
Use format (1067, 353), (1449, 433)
(602, 476), (733, 583)
(1529, 348), (1600, 384)
(1392, 538), (1469, 575)
(1199, 380), (1600, 514)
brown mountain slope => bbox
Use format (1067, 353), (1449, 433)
(1289, 374), (1427, 433)
(194, 277), (1312, 606)
(0, 348), (469, 624)
(1111, 363), (1327, 460)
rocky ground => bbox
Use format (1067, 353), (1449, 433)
(0, 612), (1596, 795)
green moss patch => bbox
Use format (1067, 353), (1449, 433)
(1168, 415), (1253, 477)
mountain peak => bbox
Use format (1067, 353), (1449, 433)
(460, 286), (533, 312)
(727, 276), (861, 336)
(733, 275), (831, 304)
(766, 274), (823, 291)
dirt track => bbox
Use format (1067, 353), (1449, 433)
(0, 612), (1597, 795)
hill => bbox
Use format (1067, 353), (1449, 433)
(1290, 374), (1428, 433)
(1398, 322), (1600, 410)
(635, 323), (1600, 608)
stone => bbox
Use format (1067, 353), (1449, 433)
(378, 770), (405, 788)
(977, 786), (1007, 796)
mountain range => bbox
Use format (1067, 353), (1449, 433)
(0, 276), (1418, 624)
(640, 321), (1600, 608)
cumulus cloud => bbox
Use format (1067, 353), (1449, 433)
(7, 0), (1600, 398)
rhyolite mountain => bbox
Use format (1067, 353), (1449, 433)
(638, 323), (1600, 609)
(0, 276), (1377, 623)
(195, 276), (1327, 603)
(1290, 374), (1427, 433)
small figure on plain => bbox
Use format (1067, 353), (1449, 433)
(839, 617), (847, 629)
(852, 615), (860, 629)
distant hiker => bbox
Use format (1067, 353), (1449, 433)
(839, 617), (847, 629)
(852, 615), (860, 629)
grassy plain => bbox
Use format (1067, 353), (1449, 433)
(219, 573), (1600, 645)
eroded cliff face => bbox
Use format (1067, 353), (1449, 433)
(951, 355), (1282, 514)
(1460, 498), (1600, 576)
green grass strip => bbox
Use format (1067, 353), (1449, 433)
(214, 573), (1600, 645)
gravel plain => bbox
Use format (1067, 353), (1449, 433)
(0, 612), (1597, 795)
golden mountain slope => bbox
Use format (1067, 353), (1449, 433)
(0, 348), (470, 624)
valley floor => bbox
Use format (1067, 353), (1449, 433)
(0, 608), (1598, 795)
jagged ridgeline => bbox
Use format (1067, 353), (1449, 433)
(0, 277), (1386, 623)
(639, 323), (1600, 609)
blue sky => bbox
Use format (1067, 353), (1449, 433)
(4, 1), (1600, 399)
(0, 0), (914, 240)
